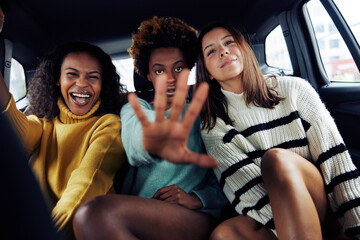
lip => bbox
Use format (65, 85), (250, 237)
(70, 89), (93, 106)
(166, 85), (176, 96)
(220, 58), (236, 68)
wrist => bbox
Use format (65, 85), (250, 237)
(190, 193), (203, 209)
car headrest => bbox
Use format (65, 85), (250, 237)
(133, 70), (154, 102)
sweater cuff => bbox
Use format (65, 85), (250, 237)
(191, 189), (208, 209)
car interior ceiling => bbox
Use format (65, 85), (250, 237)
(1, 0), (302, 73)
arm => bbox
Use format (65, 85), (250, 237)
(201, 119), (274, 226)
(0, 72), (11, 112)
(51, 116), (125, 230)
(128, 69), (217, 168)
(1, 75), (43, 153)
(120, 99), (160, 167)
(0, 11), (42, 151)
(295, 78), (360, 236)
(0, 10), (9, 111)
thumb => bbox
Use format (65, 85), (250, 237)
(185, 152), (218, 168)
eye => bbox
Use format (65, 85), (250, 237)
(206, 49), (215, 57)
(67, 72), (78, 77)
(89, 75), (100, 80)
(224, 40), (235, 46)
(174, 66), (183, 73)
(155, 69), (164, 75)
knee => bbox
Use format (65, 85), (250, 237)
(261, 148), (296, 186)
(73, 195), (113, 237)
(210, 224), (239, 240)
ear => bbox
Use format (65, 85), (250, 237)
(147, 74), (152, 82)
(209, 75), (214, 80)
(56, 80), (60, 86)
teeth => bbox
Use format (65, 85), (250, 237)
(72, 93), (90, 98)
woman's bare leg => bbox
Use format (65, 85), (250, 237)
(261, 148), (334, 240)
(210, 215), (276, 240)
(73, 194), (213, 240)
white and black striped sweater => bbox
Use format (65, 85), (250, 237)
(201, 76), (360, 238)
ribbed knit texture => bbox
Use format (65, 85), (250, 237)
(201, 76), (360, 238)
(3, 96), (125, 235)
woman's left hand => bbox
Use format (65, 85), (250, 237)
(153, 184), (203, 210)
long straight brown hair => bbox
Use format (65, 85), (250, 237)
(196, 23), (284, 131)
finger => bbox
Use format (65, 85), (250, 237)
(157, 190), (174, 201)
(153, 75), (168, 122)
(128, 93), (150, 127)
(162, 195), (178, 203)
(181, 151), (218, 168)
(152, 185), (174, 199)
(169, 69), (190, 121)
(181, 82), (209, 132)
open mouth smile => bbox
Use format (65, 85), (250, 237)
(70, 91), (92, 105)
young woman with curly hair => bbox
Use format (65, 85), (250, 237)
(0, 40), (127, 239)
(73, 16), (227, 240)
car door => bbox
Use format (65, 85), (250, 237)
(308, 0), (360, 165)
(277, 0), (360, 166)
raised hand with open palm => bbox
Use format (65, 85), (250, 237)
(128, 68), (217, 168)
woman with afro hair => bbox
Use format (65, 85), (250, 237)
(73, 16), (227, 240)
(0, 40), (127, 239)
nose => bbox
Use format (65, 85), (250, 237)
(220, 47), (230, 57)
(166, 71), (176, 83)
(76, 75), (88, 87)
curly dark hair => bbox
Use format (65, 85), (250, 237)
(27, 41), (127, 119)
(128, 16), (198, 78)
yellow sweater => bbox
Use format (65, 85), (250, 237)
(3, 96), (125, 233)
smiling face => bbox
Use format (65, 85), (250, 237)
(147, 47), (187, 108)
(58, 52), (102, 116)
(202, 27), (244, 93)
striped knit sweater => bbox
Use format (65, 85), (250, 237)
(201, 76), (360, 238)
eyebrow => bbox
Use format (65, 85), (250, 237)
(151, 60), (186, 69)
(203, 34), (232, 52)
(65, 67), (101, 75)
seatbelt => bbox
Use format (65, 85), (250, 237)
(3, 39), (12, 88)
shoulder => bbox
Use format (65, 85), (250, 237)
(272, 76), (316, 98)
(120, 97), (152, 116)
(96, 113), (121, 129)
(275, 75), (309, 88)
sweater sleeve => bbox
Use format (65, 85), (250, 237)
(51, 115), (125, 231)
(120, 99), (158, 167)
(295, 78), (360, 237)
(191, 169), (228, 210)
(201, 119), (274, 228)
(2, 95), (43, 153)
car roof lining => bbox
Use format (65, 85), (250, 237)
(2, 0), (301, 70)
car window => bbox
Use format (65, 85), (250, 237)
(333, 0), (360, 47)
(265, 25), (293, 75)
(113, 57), (135, 92)
(306, 0), (360, 82)
(9, 58), (26, 101)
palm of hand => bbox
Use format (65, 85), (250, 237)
(142, 119), (190, 163)
(128, 69), (217, 168)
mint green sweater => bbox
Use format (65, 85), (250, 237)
(120, 99), (227, 219)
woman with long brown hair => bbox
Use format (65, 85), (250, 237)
(196, 22), (360, 240)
